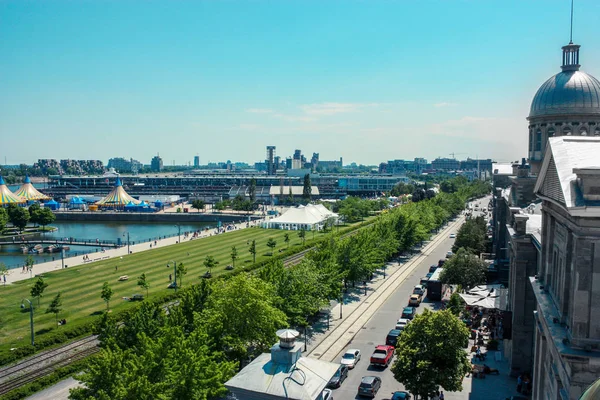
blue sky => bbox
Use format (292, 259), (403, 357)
(1, 0), (599, 166)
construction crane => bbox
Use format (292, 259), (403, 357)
(449, 152), (468, 159)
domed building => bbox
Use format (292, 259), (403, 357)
(527, 43), (600, 173)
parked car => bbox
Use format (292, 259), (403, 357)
(386, 329), (402, 347)
(401, 306), (416, 320)
(449, 233), (456, 238)
(408, 294), (422, 306)
(425, 272), (434, 279)
(391, 392), (412, 400)
(438, 259), (446, 267)
(428, 265), (438, 273)
(340, 349), (361, 369)
(319, 388), (333, 400)
(358, 376), (382, 398)
(369, 345), (395, 367)
(395, 318), (410, 331)
(446, 251), (453, 258)
(419, 276), (429, 286)
(413, 285), (425, 295)
(327, 364), (348, 389)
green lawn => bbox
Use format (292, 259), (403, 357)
(0, 226), (314, 353)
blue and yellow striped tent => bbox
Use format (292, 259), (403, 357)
(14, 175), (51, 201)
(95, 178), (141, 208)
(0, 176), (26, 205)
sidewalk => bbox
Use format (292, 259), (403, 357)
(4, 219), (264, 285)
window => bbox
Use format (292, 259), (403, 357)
(563, 126), (572, 135)
(535, 130), (542, 151)
(580, 126), (588, 136)
(529, 129), (534, 152)
(595, 127), (600, 136)
(547, 127), (555, 137)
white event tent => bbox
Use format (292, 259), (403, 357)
(263, 204), (338, 231)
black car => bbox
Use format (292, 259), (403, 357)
(386, 329), (402, 347)
(401, 307), (416, 320)
(358, 376), (382, 398)
(428, 265), (437, 273)
(327, 364), (348, 389)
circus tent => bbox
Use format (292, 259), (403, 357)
(96, 178), (141, 208)
(14, 176), (51, 201)
(0, 176), (26, 205)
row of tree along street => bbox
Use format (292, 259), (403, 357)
(67, 178), (490, 400)
(0, 203), (56, 234)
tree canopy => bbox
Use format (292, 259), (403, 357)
(440, 248), (488, 290)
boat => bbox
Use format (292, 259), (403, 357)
(33, 244), (44, 254)
(44, 245), (57, 253)
(21, 245), (29, 254)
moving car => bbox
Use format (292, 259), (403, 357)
(340, 349), (361, 369)
(369, 345), (394, 367)
(386, 329), (402, 347)
(391, 392), (412, 400)
(408, 294), (422, 306)
(401, 306), (416, 320)
(327, 364), (348, 389)
(358, 376), (382, 398)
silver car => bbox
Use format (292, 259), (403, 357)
(340, 349), (361, 369)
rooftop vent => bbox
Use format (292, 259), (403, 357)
(276, 329), (299, 349)
(573, 168), (600, 201)
(271, 329), (302, 366)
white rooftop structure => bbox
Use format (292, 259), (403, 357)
(225, 330), (338, 400)
(492, 162), (514, 175)
(268, 186), (320, 196)
(264, 204), (337, 231)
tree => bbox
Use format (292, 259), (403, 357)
(28, 203), (41, 226)
(452, 217), (487, 255)
(137, 273), (149, 298)
(287, 186), (294, 205)
(0, 262), (7, 286)
(283, 233), (290, 249)
(191, 199), (205, 213)
(30, 276), (48, 306)
(248, 178), (256, 202)
(302, 174), (312, 200)
(392, 309), (470, 399)
(203, 255), (219, 275)
(447, 292), (465, 317)
(266, 238), (277, 256)
(230, 246), (238, 268)
(298, 228), (306, 245)
(36, 208), (56, 236)
(176, 263), (187, 287)
(248, 240), (257, 263)
(46, 292), (63, 325)
(101, 282), (113, 312)
(9, 207), (29, 233)
(0, 208), (8, 233)
(440, 248), (488, 290)
(25, 255), (35, 278)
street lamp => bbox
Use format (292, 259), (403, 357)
(123, 232), (130, 254)
(166, 260), (178, 292)
(20, 298), (34, 346)
(174, 224), (181, 243)
(339, 289), (344, 320)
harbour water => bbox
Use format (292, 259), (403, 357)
(1, 221), (213, 269)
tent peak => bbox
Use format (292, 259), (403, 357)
(24, 175), (31, 183)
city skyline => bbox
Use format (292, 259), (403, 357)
(2, 0), (599, 165)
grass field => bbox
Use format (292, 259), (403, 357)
(0, 226), (324, 354)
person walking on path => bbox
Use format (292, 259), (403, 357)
(115, 265), (118, 272)
(439, 391), (444, 400)
(169, 274), (172, 281)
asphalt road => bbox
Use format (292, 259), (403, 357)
(328, 198), (491, 400)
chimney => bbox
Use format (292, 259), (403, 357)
(517, 158), (530, 178)
(514, 214), (529, 236)
(512, 162), (520, 175)
(271, 329), (302, 365)
(573, 168), (600, 201)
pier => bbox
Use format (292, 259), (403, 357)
(0, 238), (121, 248)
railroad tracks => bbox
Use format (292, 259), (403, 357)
(0, 336), (99, 396)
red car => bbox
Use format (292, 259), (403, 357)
(369, 345), (394, 367)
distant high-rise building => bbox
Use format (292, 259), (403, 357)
(108, 157), (142, 173)
(266, 146), (276, 175)
(151, 154), (163, 172)
(311, 153), (319, 170)
(194, 155), (200, 168)
(292, 149), (303, 169)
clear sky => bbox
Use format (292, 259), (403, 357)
(1, 0), (599, 166)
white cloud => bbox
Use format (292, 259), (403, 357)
(434, 102), (459, 108)
(245, 108), (274, 114)
(300, 102), (378, 116)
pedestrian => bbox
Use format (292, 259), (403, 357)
(439, 391), (444, 400)
(517, 374), (523, 393)
(169, 274), (172, 281)
(115, 265), (118, 272)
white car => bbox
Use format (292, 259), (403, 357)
(446, 251), (453, 258)
(320, 388), (333, 400)
(449, 233), (456, 239)
(340, 349), (361, 369)
(395, 318), (410, 330)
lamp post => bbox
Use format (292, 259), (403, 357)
(123, 232), (130, 254)
(167, 260), (177, 292)
(174, 224), (181, 243)
(339, 288), (344, 320)
(20, 298), (34, 346)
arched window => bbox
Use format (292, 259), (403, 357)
(563, 126), (572, 135)
(547, 127), (555, 137)
(595, 127), (600, 136)
(535, 129), (542, 151)
(529, 130), (534, 152)
(580, 126), (588, 136)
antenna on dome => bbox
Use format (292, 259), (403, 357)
(569, 0), (574, 44)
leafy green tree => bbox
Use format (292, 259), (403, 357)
(452, 217), (487, 255)
(287, 186), (294, 205)
(230, 246), (238, 268)
(28, 203), (41, 226)
(283, 233), (290, 248)
(137, 273), (149, 298)
(30, 276), (48, 306)
(392, 309), (470, 399)
(440, 248), (488, 290)
(302, 173), (312, 200)
(46, 292), (63, 325)
(176, 262), (187, 287)
(0, 262), (7, 286)
(101, 282), (113, 312)
(191, 199), (205, 213)
(0, 208), (8, 233)
(36, 208), (56, 236)
(248, 239), (257, 263)
(9, 207), (29, 233)
(25, 255), (35, 278)
(266, 238), (277, 255)
(447, 292), (465, 317)
(214, 201), (226, 211)
(248, 178), (257, 202)
(298, 229), (306, 245)
(203, 255), (219, 275)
